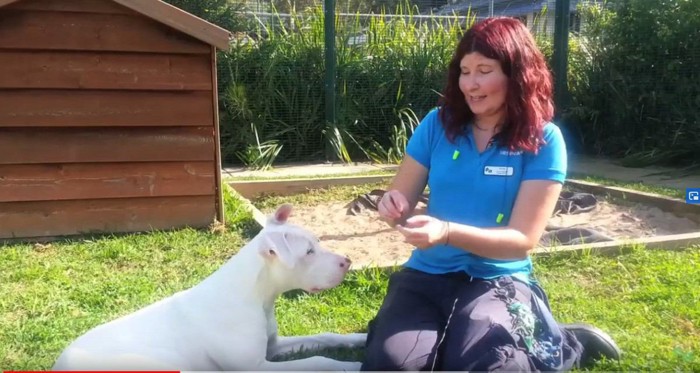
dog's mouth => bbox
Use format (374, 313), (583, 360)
(305, 275), (345, 294)
(306, 283), (339, 293)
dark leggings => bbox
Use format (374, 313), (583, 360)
(362, 268), (582, 371)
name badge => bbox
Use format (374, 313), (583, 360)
(484, 166), (513, 176)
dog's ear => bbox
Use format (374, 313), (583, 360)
(259, 233), (296, 268)
(269, 203), (293, 225)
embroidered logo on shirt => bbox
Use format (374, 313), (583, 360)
(484, 166), (514, 176)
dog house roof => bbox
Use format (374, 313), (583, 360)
(0, 0), (232, 50)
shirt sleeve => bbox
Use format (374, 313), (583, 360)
(522, 123), (568, 183)
(406, 108), (439, 169)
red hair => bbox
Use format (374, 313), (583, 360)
(438, 17), (554, 153)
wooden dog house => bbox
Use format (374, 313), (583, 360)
(0, 0), (231, 240)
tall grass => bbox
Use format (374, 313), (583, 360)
(218, 2), (472, 165)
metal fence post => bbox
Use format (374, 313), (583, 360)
(324, 0), (337, 160)
(552, 0), (570, 119)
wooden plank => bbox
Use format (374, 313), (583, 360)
(567, 179), (700, 223)
(114, 0), (231, 51)
(0, 51), (212, 90)
(534, 232), (700, 257)
(211, 48), (225, 223)
(0, 127), (215, 164)
(228, 175), (394, 199)
(0, 9), (209, 53)
(5, 0), (134, 14)
(0, 90), (213, 127)
(0, 195), (217, 239)
(0, 0), (21, 7)
(0, 162), (215, 202)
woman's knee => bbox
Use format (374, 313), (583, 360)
(362, 330), (437, 371)
(441, 324), (531, 371)
(362, 269), (446, 370)
(362, 339), (407, 371)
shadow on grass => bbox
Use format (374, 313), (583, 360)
(271, 345), (366, 363)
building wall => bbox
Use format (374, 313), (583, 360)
(0, 0), (221, 240)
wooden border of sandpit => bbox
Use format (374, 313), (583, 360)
(230, 175), (394, 201)
(228, 175), (700, 261)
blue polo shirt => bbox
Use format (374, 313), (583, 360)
(404, 108), (567, 282)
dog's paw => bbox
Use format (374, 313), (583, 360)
(339, 360), (362, 372)
(344, 332), (367, 347)
(307, 356), (361, 371)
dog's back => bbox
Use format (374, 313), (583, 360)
(52, 290), (205, 370)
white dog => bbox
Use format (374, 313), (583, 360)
(53, 204), (367, 371)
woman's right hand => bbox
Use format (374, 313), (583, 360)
(378, 189), (409, 226)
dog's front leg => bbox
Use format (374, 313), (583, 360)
(268, 332), (367, 358)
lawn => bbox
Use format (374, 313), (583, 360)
(0, 183), (698, 371)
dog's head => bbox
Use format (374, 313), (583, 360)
(257, 203), (352, 294)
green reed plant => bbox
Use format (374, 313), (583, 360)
(235, 123), (283, 170)
(218, 2), (471, 166)
(354, 106), (419, 164)
(219, 5), (327, 165)
(324, 126), (355, 164)
(333, 4), (470, 158)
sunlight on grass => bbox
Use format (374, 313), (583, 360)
(533, 247), (700, 371)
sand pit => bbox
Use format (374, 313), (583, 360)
(274, 198), (699, 268)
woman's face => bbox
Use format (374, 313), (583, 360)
(458, 52), (508, 125)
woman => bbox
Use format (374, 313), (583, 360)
(362, 17), (620, 371)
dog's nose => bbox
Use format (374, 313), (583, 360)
(339, 257), (351, 268)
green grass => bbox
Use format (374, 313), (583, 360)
(533, 247), (699, 371)
(1, 182), (698, 370)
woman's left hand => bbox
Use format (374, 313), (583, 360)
(395, 215), (448, 249)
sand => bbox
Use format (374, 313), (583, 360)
(274, 199), (699, 268)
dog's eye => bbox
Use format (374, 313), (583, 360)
(306, 247), (315, 255)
